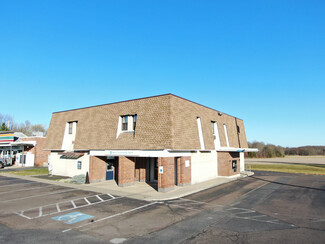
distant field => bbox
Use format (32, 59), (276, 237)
(246, 163), (325, 175)
(246, 156), (325, 165)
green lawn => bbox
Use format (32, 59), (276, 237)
(246, 163), (325, 175)
(3, 168), (49, 176)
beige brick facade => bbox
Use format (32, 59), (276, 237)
(45, 94), (251, 192)
(45, 94), (248, 151)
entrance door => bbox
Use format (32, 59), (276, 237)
(106, 157), (115, 180)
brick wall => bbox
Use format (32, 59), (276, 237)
(89, 156), (106, 182)
(45, 95), (172, 150)
(21, 137), (50, 167)
(45, 94), (248, 151)
(134, 157), (146, 182)
(217, 152), (240, 176)
(158, 157), (175, 192)
(170, 96), (248, 150)
(179, 156), (191, 186)
(118, 156), (135, 186)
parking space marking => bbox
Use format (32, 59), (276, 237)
(169, 199), (295, 228)
(71, 200), (77, 208)
(1, 188), (76, 203)
(53, 212), (94, 224)
(225, 207), (295, 226)
(64, 201), (160, 232)
(96, 195), (104, 201)
(107, 193), (115, 199)
(84, 198), (91, 205)
(15, 194), (123, 220)
(0, 184), (53, 195)
(56, 203), (61, 212)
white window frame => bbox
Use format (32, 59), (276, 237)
(223, 124), (230, 147)
(116, 114), (137, 138)
(212, 121), (221, 149)
(197, 117), (205, 150)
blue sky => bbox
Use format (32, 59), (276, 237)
(0, 0), (324, 147)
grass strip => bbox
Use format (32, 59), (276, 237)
(3, 168), (49, 176)
(246, 163), (325, 175)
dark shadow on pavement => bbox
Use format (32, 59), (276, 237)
(250, 175), (325, 192)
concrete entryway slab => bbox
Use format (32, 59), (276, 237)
(0, 171), (253, 201)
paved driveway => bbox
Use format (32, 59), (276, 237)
(0, 172), (324, 243)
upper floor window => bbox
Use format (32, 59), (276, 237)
(68, 122), (73, 134)
(122, 116), (128, 131)
(133, 115), (137, 130)
(211, 121), (221, 148)
(121, 115), (137, 132)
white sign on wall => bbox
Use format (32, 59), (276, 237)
(185, 160), (190, 167)
(159, 166), (163, 174)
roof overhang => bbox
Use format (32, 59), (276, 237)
(217, 147), (258, 152)
(0, 141), (36, 147)
(59, 152), (84, 159)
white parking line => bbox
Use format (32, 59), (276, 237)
(96, 195), (104, 201)
(0, 184), (53, 195)
(84, 198), (91, 205)
(71, 200), (77, 208)
(56, 203), (61, 212)
(16, 194), (122, 219)
(1, 189), (76, 203)
(106, 193), (115, 199)
(63, 201), (159, 233)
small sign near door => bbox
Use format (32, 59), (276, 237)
(185, 160), (190, 167)
(159, 166), (163, 174)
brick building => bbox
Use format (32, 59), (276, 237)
(44, 94), (256, 192)
(0, 131), (49, 167)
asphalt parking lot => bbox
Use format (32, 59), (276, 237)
(0, 171), (325, 243)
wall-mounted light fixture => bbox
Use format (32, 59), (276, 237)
(218, 112), (223, 116)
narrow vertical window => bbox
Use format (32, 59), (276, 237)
(133, 114), (137, 130)
(212, 121), (221, 148)
(68, 122), (73, 134)
(122, 116), (128, 131)
(224, 124), (230, 147)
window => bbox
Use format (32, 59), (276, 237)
(211, 121), (221, 148)
(77, 161), (82, 170)
(133, 114), (137, 130)
(68, 122), (73, 134)
(122, 116), (128, 131)
(237, 125), (240, 133)
(120, 115), (137, 132)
